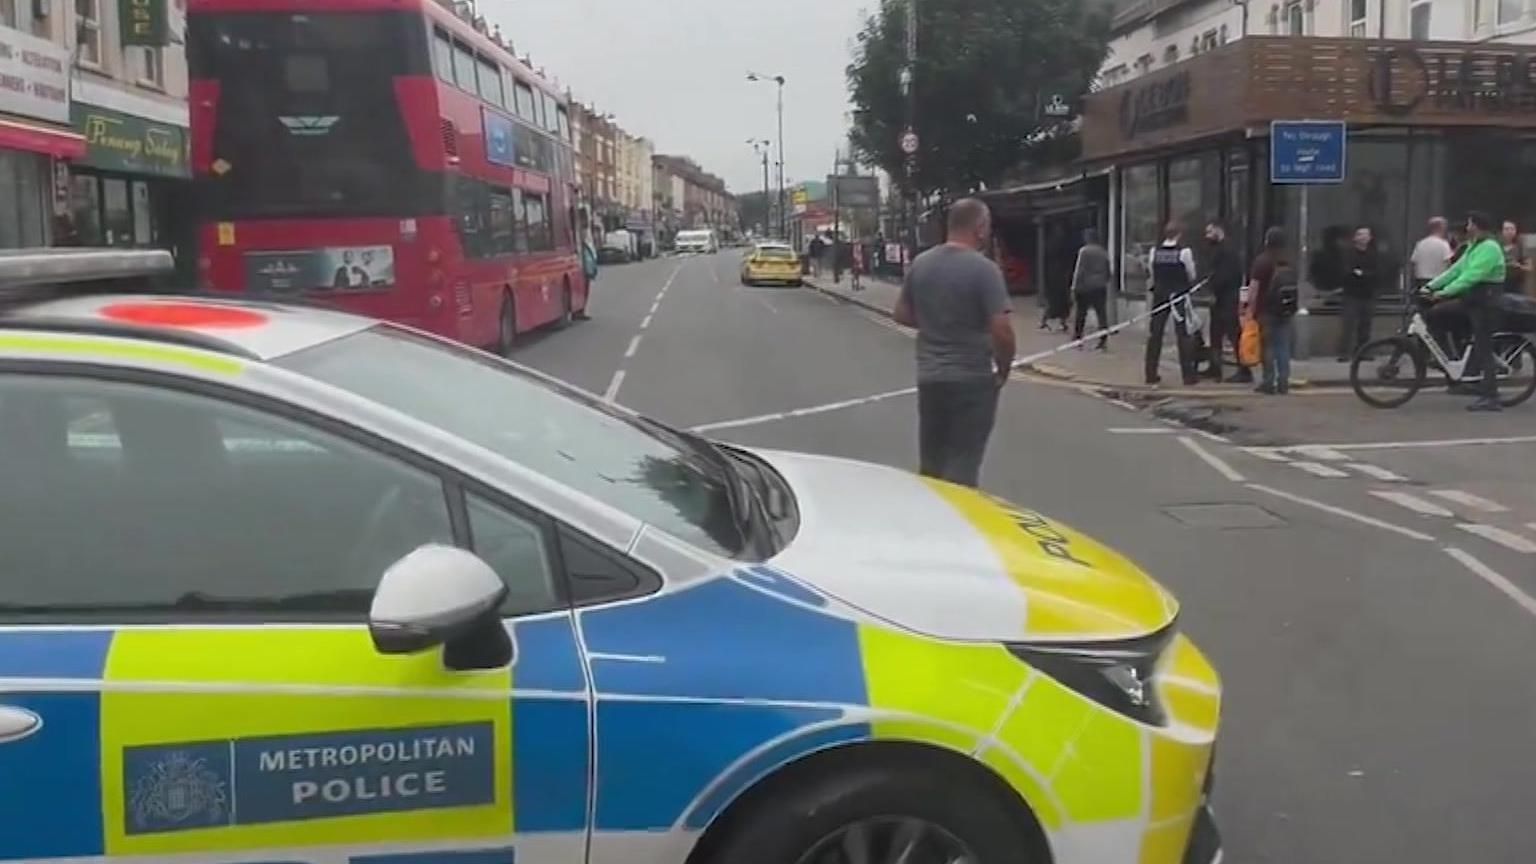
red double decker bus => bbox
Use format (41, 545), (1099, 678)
(188, 0), (587, 353)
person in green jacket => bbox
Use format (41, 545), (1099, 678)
(1427, 211), (1506, 411)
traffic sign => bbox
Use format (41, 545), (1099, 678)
(1270, 120), (1347, 184)
(900, 130), (919, 155)
(1042, 94), (1072, 118)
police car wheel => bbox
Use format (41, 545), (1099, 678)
(701, 759), (1040, 864)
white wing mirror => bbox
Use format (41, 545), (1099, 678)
(369, 545), (510, 664)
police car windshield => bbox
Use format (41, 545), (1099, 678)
(278, 326), (747, 558)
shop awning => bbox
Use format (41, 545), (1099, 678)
(0, 116), (86, 160)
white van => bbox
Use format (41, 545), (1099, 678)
(674, 230), (718, 255)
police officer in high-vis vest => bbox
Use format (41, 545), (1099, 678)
(1145, 221), (1201, 386)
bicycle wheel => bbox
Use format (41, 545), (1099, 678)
(1493, 334), (1536, 408)
(1351, 336), (1427, 409)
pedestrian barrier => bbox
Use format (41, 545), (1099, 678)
(691, 281), (1210, 433)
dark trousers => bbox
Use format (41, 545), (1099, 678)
(1145, 288), (1198, 384)
(1073, 289), (1109, 347)
(1469, 283), (1500, 400)
(1338, 294), (1375, 358)
(1206, 293), (1244, 378)
(918, 379), (1001, 488)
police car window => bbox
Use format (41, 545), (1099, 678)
(465, 493), (555, 615)
(0, 374), (457, 618)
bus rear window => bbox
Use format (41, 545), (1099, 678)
(189, 12), (437, 220)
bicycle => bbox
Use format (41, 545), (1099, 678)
(1349, 293), (1536, 409)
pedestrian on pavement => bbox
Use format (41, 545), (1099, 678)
(851, 241), (865, 292)
(1427, 210), (1507, 412)
(1202, 221), (1251, 383)
(893, 198), (1016, 488)
(808, 234), (827, 278)
(1502, 219), (1529, 295)
(1337, 225), (1381, 362)
(577, 233), (598, 321)
(1145, 221), (1201, 387)
(1410, 217), (1454, 292)
(1070, 228), (1112, 351)
(1250, 227), (1300, 395)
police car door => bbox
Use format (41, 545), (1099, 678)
(0, 368), (589, 864)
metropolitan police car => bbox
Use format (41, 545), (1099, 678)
(0, 251), (1221, 864)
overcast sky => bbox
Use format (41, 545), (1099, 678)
(481, 0), (869, 195)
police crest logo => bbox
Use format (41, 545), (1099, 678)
(126, 746), (231, 834)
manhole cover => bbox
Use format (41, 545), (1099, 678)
(1162, 503), (1286, 529)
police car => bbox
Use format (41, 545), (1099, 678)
(0, 250), (1221, 864)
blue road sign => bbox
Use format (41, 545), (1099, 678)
(1271, 121), (1347, 184)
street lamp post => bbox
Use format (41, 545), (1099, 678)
(748, 72), (787, 239)
(902, 0), (917, 264)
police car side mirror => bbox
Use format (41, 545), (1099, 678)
(369, 545), (509, 660)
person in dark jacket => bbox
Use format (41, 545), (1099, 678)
(1337, 225), (1381, 361)
(1201, 221), (1250, 382)
(1145, 221), (1201, 386)
(1250, 227), (1298, 394)
(1070, 228), (1113, 350)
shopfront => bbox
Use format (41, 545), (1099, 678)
(0, 24), (86, 248)
(67, 102), (190, 257)
(1082, 37), (1536, 305)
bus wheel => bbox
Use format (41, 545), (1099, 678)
(556, 279), (574, 329)
(497, 290), (517, 356)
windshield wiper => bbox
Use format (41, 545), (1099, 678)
(629, 415), (766, 556)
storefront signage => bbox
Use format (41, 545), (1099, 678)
(1369, 46), (1536, 117)
(71, 103), (189, 178)
(119, 0), (169, 47)
(1118, 71), (1190, 139)
(0, 26), (69, 124)
(1270, 120), (1346, 184)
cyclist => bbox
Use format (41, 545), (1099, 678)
(1425, 211), (1506, 412)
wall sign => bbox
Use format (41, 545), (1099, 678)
(1270, 120), (1347, 184)
(0, 26), (70, 124)
(1370, 46), (1536, 117)
(120, 0), (169, 47)
(1118, 71), (1190, 139)
(72, 103), (189, 178)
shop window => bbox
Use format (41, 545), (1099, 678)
(132, 181), (153, 245)
(0, 153), (48, 250)
(1410, 1), (1432, 39)
(1121, 163), (1160, 296)
(102, 178), (133, 248)
(70, 175), (103, 246)
(134, 47), (165, 89)
(75, 0), (102, 67)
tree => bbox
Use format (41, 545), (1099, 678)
(847, 0), (1111, 199)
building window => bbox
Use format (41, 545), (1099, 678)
(1286, 1), (1305, 35)
(1349, 0), (1368, 36)
(0, 0), (15, 28)
(134, 47), (164, 88)
(75, 0), (102, 66)
(1191, 36), (1201, 56)
(1499, 0), (1523, 26)
(1135, 53), (1154, 74)
(1163, 44), (1179, 65)
(1202, 29), (1218, 51)
(1219, 24), (1230, 43)
(1410, 0), (1433, 38)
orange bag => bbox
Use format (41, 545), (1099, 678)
(1239, 316), (1262, 367)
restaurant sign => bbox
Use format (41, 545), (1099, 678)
(72, 103), (189, 178)
(1370, 46), (1536, 117)
(1119, 71), (1190, 139)
(0, 26), (70, 124)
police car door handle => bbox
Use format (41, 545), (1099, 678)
(0, 706), (43, 744)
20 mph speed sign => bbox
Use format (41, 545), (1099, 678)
(900, 131), (919, 155)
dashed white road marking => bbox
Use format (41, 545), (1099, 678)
(1288, 435), (1536, 452)
(1445, 547), (1536, 620)
(1292, 461), (1351, 478)
(1295, 446), (1350, 461)
(602, 370), (626, 403)
(1177, 436), (1246, 483)
(624, 335), (642, 359)
(640, 314), (652, 329)
(1370, 490), (1456, 518)
(1247, 483), (1436, 542)
(1457, 524), (1536, 554)
(1245, 448), (1293, 463)
(1430, 490), (1510, 513)
(1108, 427), (1180, 435)
(1348, 463), (1408, 482)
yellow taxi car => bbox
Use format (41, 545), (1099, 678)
(740, 242), (803, 286)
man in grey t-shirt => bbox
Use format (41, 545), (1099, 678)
(894, 198), (1017, 488)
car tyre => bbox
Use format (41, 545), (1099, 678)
(496, 290), (517, 357)
(697, 757), (1040, 864)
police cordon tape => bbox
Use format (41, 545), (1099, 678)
(690, 280), (1210, 434)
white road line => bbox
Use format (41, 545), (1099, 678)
(640, 314), (652, 329)
(1457, 524), (1536, 554)
(603, 370), (626, 403)
(1370, 490), (1455, 518)
(1246, 483), (1436, 542)
(624, 335), (642, 359)
(649, 301), (661, 314)
(1107, 427), (1179, 435)
(1430, 490), (1510, 513)
(1445, 547), (1536, 620)
(1243, 448), (1293, 463)
(1291, 461), (1351, 478)
(1348, 463), (1408, 482)
(1286, 435), (1536, 452)
(1107, 398), (1139, 411)
(1294, 446), (1350, 461)
(1177, 436), (1246, 483)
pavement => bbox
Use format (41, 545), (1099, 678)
(514, 251), (1536, 864)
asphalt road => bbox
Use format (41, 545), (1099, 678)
(514, 251), (1536, 864)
